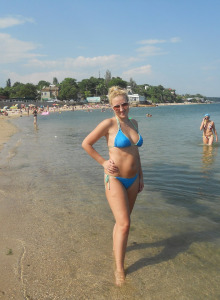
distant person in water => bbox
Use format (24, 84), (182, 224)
(33, 107), (38, 125)
(200, 114), (218, 145)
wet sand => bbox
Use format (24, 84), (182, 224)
(0, 117), (18, 151)
(0, 117), (21, 298)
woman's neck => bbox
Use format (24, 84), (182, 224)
(115, 115), (129, 124)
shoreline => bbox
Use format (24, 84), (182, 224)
(0, 117), (19, 151)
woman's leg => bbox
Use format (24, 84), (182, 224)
(208, 135), (214, 145)
(127, 176), (139, 213)
(105, 176), (139, 285)
(105, 178), (130, 284)
(203, 136), (208, 144)
(112, 176), (139, 250)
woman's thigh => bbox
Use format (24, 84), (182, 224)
(105, 176), (130, 224)
(127, 176), (139, 214)
(208, 135), (214, 145)
(203, 136), (208, 144)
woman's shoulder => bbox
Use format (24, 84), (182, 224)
(97, 117), (115, 129)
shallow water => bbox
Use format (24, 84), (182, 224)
(0, 104), (220, 299)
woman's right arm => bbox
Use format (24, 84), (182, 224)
(82, 119), (118, 173)
(200, 119), (205, 131)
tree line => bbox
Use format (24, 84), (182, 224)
(0, 70), (205, 103)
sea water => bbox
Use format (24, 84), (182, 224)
(1, 103), (219, 299)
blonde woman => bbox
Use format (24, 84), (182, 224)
(82, 86), (144, 286)
(200, 113), (218, 145)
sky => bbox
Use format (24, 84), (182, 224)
(0, 0), (220, 96)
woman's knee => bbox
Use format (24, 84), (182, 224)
(117, 220), (130, 235)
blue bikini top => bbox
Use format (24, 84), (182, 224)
(111, 117), (143, 148)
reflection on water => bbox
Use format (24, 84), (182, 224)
(34, 123), (39, 131)
(201, 145), (218, 171)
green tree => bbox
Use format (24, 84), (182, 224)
(53, 77), (59, 85)
(78, 77), (103, 98)
(84, 91), (92, 98)
(17, 83), (38, 99)
(0, 87), (10, 98)
(104, 69), (111, 87)
(6, 78), (11, 88)
(37, 80), (50, 90)
(128, 78), (137, 93)
(59, 78), (78, 100)
(145, 85), (164, 103)
(10, 82), (24, 98)
(108, 77), (127, 88)
(96, 80), (107, 96)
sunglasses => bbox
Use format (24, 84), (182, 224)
(112, 102), (129, 111)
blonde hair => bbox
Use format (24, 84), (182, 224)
(108, 86), (128, 105)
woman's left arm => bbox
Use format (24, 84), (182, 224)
(138, 154), (144, 193)
(134, 119), (144, 193)
(213, 122), (218, 142)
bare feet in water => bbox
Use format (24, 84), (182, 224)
(114, 270), (125, 287)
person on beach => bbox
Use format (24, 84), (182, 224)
(82, 86), (144, 286)
(200, 113), (218, 145)
(33, 107), (38, 124)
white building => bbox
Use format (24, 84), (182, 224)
(41, 85), (59, 101)
(128, 94), (145, 103)
(127, 86), (146, 104)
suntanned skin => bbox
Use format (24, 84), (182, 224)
(200, 116), (218, 145)
(82, 95), (144, 286)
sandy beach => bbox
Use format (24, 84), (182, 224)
(0, 117), (21, 298)
(0, 117), (18, 151)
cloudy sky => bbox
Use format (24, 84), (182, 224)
(1, 0), (220, 96)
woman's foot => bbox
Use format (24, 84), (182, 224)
(114, 270), (125, 287)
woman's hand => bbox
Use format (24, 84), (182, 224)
(103, 159), (119, 174)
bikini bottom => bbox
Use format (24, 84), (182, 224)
(203, 134), (213, 140)
(105, 173), (138, 190)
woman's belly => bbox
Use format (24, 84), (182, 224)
(108, 147), (139, 178)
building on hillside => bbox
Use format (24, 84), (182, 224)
(41, 85), (59, 101)
(127, 86), (146, 104)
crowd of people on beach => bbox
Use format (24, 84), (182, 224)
(0, 103), (113, 118)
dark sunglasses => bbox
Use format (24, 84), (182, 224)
(112, 102), (129, 111)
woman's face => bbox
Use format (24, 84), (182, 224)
(111, 95), (129, 119)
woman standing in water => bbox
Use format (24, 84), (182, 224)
(33, 107), (38, 125)
(200, 113), (218, 145)
(82, 86), (144, 286)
